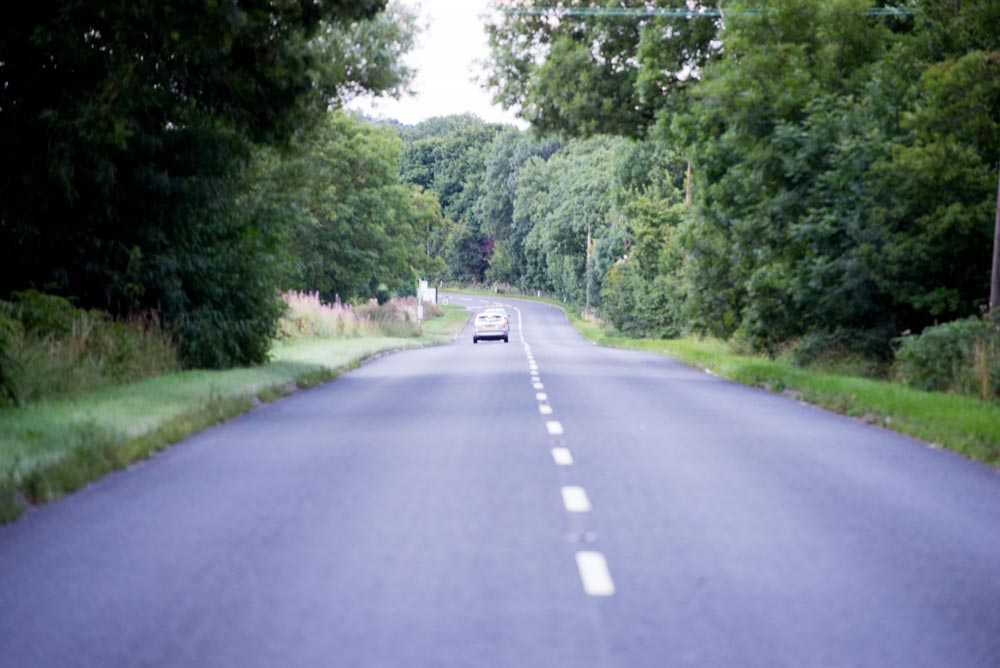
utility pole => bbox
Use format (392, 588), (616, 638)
(991, 155), (1000, 311)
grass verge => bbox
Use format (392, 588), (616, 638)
(0, 306), (469, 523)
(453, 288), (1000, 468)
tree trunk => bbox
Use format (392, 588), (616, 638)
(685, 160), (693, 204)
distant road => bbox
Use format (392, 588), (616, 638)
(2, 294), (999, 667)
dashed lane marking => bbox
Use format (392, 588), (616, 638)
(561, 486), (591, 512)
(546, 420), (563, 435)
(536, 392), (548, 401)
(576, 551), (615, 597)
(539, 404), (553, 415)
(551, 447), (574, 466)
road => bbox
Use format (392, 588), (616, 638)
(1, 295), (999, 667)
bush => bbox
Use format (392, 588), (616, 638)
(355, 298), (422, 338)
(0, 307), (23, 405)
(894, 314), (1000, 400)
(0, 292), (179, 407)
(599, 262), (682, 339)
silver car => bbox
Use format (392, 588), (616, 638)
(472, 309), (510, 343)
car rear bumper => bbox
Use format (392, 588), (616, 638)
(474, 330), (508, 339)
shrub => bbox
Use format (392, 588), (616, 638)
(0, 293), (179, 407)
(0, 307), (23, 405)
(355, 298), (422, 338)
(894, 314), (1000, 401)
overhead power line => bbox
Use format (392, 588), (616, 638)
(501, 6), (913, 18)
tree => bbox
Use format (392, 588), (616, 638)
(270, 111), (444, 302)
(670, 0), (915, 356)
(516, 136), (629, 304)
(0, 0), (415, 366)
(398, 115), (505, 281)
(477, 128), (562, 286)
(876, 48), (1000, 328)
(484, 0), (720, 138)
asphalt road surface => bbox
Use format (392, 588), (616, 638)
(2, 295), (999, 667)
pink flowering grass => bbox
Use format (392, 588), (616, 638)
(279, 291), (370, 339)
(279, 292), (444, 341)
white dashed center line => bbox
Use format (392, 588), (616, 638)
(576, 551), (615, 597)
(561, 486), (592, 512)
(551, 447), (574, 466)
(515, 308), (617, 599)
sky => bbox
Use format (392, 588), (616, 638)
(348, 0), (526, 127)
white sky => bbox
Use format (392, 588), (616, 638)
(348, 0), (526, 127)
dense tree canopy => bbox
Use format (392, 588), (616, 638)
(484, 1), (719, 137)
(473, 0), (1000, 363)
(1, 0), (415, 366)
(4, 0), (997, 375)
(264, 111), (445, 303)
(398, 115), (505, 283)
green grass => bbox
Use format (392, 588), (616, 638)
(570, 314), (1000, 467)
(0, 306), (470, 523)
(454, 288), (1000, 468)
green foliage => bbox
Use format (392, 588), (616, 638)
(391, 0), (1000, 370)
(9, 290), (78, 338)
(600, 200), (687, 338)
(873, 47), (1000, 329)
(399, 115), (504, 223)
(398, 115), (507, 281)
(894, 315), (1000, 400)
(0, 304), (470, 521)
(442, 223), (492, 284)
(1, 0), (416, 369)
(516, 136), (630, 304)
(478, 129), (562, 286)
(0, 291), (179, 407)
(568, 319), (1000, 467)
(0, 309), (23, 406)
(269, 111), (444, 303)
(484, 0), (720, 137)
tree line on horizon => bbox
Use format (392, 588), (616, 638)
(2, 0), (998, 383)
(405, 0), (999, 369)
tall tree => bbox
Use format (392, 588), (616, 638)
(1, 0), (415, 366)
(484, 0), (719, 138)
(477, 128), (562, 286)
(516, 136), (629, 304)
(263, 111), (444, 303)
(398, 115), (504, 282)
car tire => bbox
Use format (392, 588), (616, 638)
(473, 337), (478, 344)
(503, 335), (509, 343)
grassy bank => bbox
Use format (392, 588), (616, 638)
(453, 288), (1000, 468)
(0, 305), (469, 522)
(572, 314), (1000, 468)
